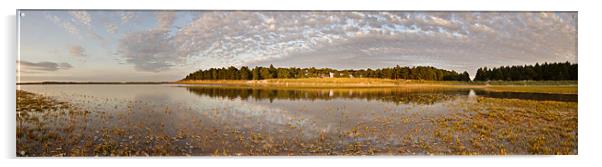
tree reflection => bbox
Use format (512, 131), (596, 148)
(185, 87), (470, 105)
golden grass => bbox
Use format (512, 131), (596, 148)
(434, 97), (577, 154)
(484, 85), (577, 94)
(178, 78), (577, 94)
(16, 89), (577, 156)
(178, 78), (479, 89)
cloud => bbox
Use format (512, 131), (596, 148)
(114, 11), (576, 75)
(115, 11), (180, 72)
(470, 23), (495, 34)
(117, 29), (182, 72)
(252, 12), (575, 75)
(117, 11), (180, 72)
(45, 14), (80, 36)
(100, 11), (136, 35)
(120, 11), (135, 24)
(17, 60), (73, 72)
(105, 23), (118, 34)
(155, 11), (176, 30)
(69, 45), (87, 57)
(21, 11), (578, 82)
(45, 11), (105, 44)
(69, 11), (92, 27)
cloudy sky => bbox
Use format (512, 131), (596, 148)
(18, 10), (577, 82)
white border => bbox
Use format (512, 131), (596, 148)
(2, 0), (601, 167)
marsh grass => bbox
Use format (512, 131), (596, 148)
(434, 98), (577, 154)
(484, 86), (577, 94)
(16, 88), (577, 156)
(177, 78), (577, 94)
(484, 80), (577, 86)
(177, 78), (480, 88)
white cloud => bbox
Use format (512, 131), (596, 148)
(45, 14), (80, 36)
(120, 11), (135, 24)
(69, 11), (92, 27)
(105, 23), (118, 34)
(114, 11), (576, 76)
(45, 11), (105, 45)
(69, 45), (87, 57)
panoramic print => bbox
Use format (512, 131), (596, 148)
(17, 10), (577, 156)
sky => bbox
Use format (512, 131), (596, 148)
(17, 10), (577, 82)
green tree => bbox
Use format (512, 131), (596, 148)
(240, 66), (251, 80)
(252, 67), (261, 80)
(260, 67), (271, 79)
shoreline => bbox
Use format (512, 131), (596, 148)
(176, 78), (577, 95)
(17, 78), (577, 95)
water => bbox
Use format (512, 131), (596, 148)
(16, 84), (577, 155)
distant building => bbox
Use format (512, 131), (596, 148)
(329, 72), (334, 78)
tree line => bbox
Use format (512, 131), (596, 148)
(474, 62), (577, 81)
(183, 64), (471, 81)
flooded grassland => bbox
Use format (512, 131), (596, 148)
(16, 84), (577, 156)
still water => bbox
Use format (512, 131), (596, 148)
(17, 84), (577, 155)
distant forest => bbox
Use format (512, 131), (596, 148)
(474, 62), (577, 81)
(183, 65), (471, 81)
(183, 62), (577, 82)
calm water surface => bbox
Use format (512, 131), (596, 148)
(17, 84), (576, 155)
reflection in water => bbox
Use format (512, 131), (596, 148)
(185, 86), (467, 105)
(185, 86), (578, 104)
(16, 84), (577, 156)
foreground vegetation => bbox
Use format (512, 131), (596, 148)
(483, 86), (577, 94)
(433, 97), (577, 154)
(17, 88), (577, 156)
